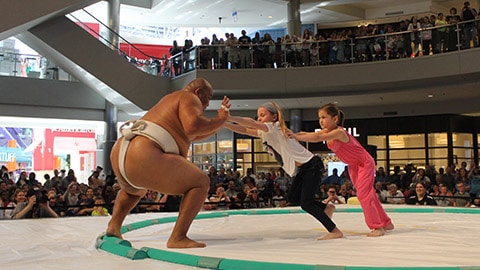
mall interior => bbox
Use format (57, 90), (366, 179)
(2, 1), (480, 269)
(0, 0), (479, 181)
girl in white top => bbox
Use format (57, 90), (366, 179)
(224, 102), (343, 240)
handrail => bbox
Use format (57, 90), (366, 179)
(67, 9), (168, 77)
(167, 18), (480, 76)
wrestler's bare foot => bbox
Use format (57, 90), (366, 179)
(367, 228), (385, 237)
(106, 222), (123, 239)
(167, 236), (206, 248)
(318, 228), (343, 240)
(384, 223), (395, 231)
(325, 203), (335, 219)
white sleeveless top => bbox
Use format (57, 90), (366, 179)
(258, 122), (314, 177)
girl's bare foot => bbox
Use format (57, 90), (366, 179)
(367, 228), (385, 237)
(325, 203), (335, 219)
(167, 236), (206, 248)
(318, 231), (343, 240)
(318, 227), (343, 240)
(384, 223), (394, 231)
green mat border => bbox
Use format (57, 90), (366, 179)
(96, 207), (480, 269)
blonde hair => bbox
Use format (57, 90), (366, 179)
(260, 102), (288, 137)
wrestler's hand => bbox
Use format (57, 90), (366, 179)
(218, 96), (231, 119)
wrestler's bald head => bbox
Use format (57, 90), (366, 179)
(185, 78), (213, 94)
(186, 78), (214, 110)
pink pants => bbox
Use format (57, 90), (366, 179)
(349, 160), (392, 230)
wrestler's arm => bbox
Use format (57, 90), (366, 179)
(227, 115), (268, 132)
(180, 95), (229, 139)
(224, 122), (259, 138)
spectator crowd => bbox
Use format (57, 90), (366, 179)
(2, 157), (479, 221)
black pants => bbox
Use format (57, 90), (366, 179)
(287, 156), (337, 232)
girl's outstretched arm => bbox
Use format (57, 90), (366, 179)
(224, 122), (260, 138)
(288, 128), (347, 143)
(228, 115), (268, 132)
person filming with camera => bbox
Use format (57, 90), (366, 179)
(11, 189), (59, 219)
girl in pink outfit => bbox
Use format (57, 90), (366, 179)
(288, 103), (394, 237)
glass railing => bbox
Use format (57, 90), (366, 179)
(2, 14), (479, 81)
(0, 51), (78, 81)
(169, 18), (480, 77)
(68, 9), (169, 77)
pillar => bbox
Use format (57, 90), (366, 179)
(287, 0), (301, 37)
(289, 109), (302, 133)
(107, 0), (120, 50)
(103, 101), (117, 176)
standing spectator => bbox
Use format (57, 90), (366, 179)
(435, 13), (449, 53)
(323, 168), (343, 186)
(274, 168), (290, 194)
(446, 7), (462, 51)
(207, 166), (218, 196)
(43, 173), (53, 190)
(16, 171), (27, 188)
(169, 40), (182, 76)
(460, 1), (478, 48)
(88, 166), (104, 189)
(60, 169), (77, 194)
(238, 30), (252, 68)
(375, 167), (389, 185)
(441, 165), (456, 193)
(408, 16), (422, 57)
(468, 164), (480, 198)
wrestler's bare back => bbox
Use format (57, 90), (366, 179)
(110, 90), (217, 195)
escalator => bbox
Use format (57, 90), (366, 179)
(1, 1), (172, 114)
(0, 0), (99, 41)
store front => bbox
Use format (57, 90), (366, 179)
(187, 114), (479, 177)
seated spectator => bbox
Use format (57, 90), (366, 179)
(228, 191), (247, 210)
(0, 189), (15, 219)
(453, 182), (471, 207)
(159, 194), (182, 212)
(91, 197), (109, 216)
(208, 186), (230, 210)
(244, 186), (266, 208)
(271, 188), (285, 207)
(73, 187), (95, 216)
(374, 181), (388, 203)
(225, 180), (238, 199)
(337, 184), (352, 202)
(12, 189), (59, 219)
(385, 184), (405, 204)
(47, 190), (65, 216)
(323, 185), (345, 204)
(406, 182), (437, 205)
(434, 184), (454, 207)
